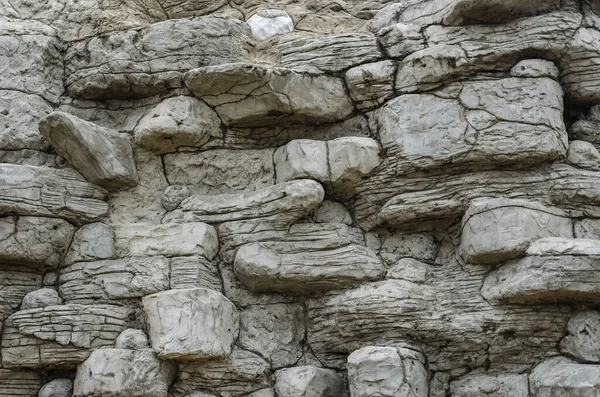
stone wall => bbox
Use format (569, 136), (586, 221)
(2, 0), (600, 396)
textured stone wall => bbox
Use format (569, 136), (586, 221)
(2, 0), (600, 396)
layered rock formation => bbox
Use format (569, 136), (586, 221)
(3, 0), (600, 396)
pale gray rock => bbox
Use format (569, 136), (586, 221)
(161, 185), (191, 212)
(234, 242), (384, 293)
(561, 28), (600, 104)
(113, 222), (218, 259)
(274, 366), (344, 397)
(176, 347), (271, 397)
(527, 237), (600, 256)
(378, 23), (426, 59)
(39, 111), (138, 189)
(73, 348), (176, 397)
(247, 9), (294, 40)
(0, 91), (52, 151)
(184, 63), (354, 127)
(345, 61), (396, 110)
(239, 303), (305, 369)
(169, 256), (221, 291)
(568, 140), (600, 169)
(571, 120), (600, 145)
(59, 257), (170, 304)
(142, 288), (239, 360)
(0, 369), (41, 397)
(561, 311), (600, 363)
(0, 216), (75, 268)
(65, 17), (251, 99)
(274, 140), (329, 184)
(328, 137), (381, 196)
(276, 33), (381, 72)
(529, 357), (600, 396)
(450, 373), (529, 397)
(64, 223), (115, 265)
(315, 201), (353, 225)
(1, 304), (130, 368)
(347, 346), (428, 397)
(134, 96), (222, 154)
(21, 288), (61, 310)
(115, 329), (149, 350)
(575, 219), (600, 239)
(0, 164), (108, 224)
(39, 378), (73, 397)
(590, 103), (600, 122)
(380, 233), (439, 264)
(459, 198), (573, 265)
(386, 258), (430, 284)
(510, 59), (559, 79)
(0, 266), (43, 320)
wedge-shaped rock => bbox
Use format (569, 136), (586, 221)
(561, 28), (600, 104)
(274, 366), (344, 397)
(64, 223), (115, 265)
(375, 77), (567, 174)
(234, 243), (384, 294)
(0, 216), (75, 268)
(114, 222), (218, 259)
(170, 256), (221, 291)
(134, 96), (222, 154)
(561, 311), (600, 363)
(164, 180), (324, 225)
(348, 346), (428, 397)
(1, 304), (130, 368)
(345, 61), (396, 110)
(184, 63), (354, 127)
(39, 112), (138, 189)
(0, 164), (108, 224)
(530, 357), (600, 396)
(73, 348), (176, 397)
(459, 199), (573, 265)
(0, 369), (41, 397)
(60, 257), (170, 304)
(142, 288), (239, 360)
(65, 17), (251, 99)
(0, 91), (53, 151)
(276, 34), (381, 72)
(450, 373), (529, 397)
(176, 347), (271, 397)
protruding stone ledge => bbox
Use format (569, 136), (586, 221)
(1, 304), (130, 368)
(274, 366), (344, 397)
(234, 242), (384, 294)
(450, 373), (529, 397)
(142, 288), (239, 360)
(0, 164), (108, 224)
(459, 199), (573, 265)
(39, 111), (138, 190)
(529, 357), (600, 396)
(184, 63), (354, 127)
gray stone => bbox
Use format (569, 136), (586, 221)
(575, 219), (600, 239)
(39, 112), (138, 189)
(529, 357), (600, 396)
(115, 329), (149, 350)
(0, 369), (41, 397)
(247, 9), (294, 40)
(378, 23), (426, 59)
(39, 378), (73, 397)
(561, 311), (600, 363)
(380, 233), (439, 264)
(561, 28), (600, 104)
(571, 120), (600, 145)
(274, 139), (329, 184)
(386, 258), (430, 284)
(134, 96), (222, 154)
(169, 256), (221, 291)
(274, 366), (344, 397)
(450, 373), (529, 397)
(142, 288), (239, 360)
(64, 223), (115, 265)
(526, 237), (600, 256)
(568, 140), (600, 169)
(510, 59), (560, 79)
(0, 91), (52, 151)
(21, 288), (61, 310)
(315, 201), (353, 225)
(345, 61), (396, 110)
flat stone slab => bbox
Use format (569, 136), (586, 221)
(529, 357), (600, 396)
(450, 373), (529, 397)
(0, 369), (41, 397)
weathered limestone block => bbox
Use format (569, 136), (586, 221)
(315, 201), (353, 225)
(386, 258), (430, 284)
(529, 357), (600, 396)
(380, 232), (439, 264)
(164, 149), (275, 195)
(113, 222), (218, 259)
(0, 91), (52, 151)
(561, 311), (600, 363)
(39, 112), (138, 189)
(234, 242), (384, 294)
(459, 199), (573, 265)
(21, 288), (61, 310)
(239, 303), (305, 369)
(64, 223), (115, 265)
(274, 366), (344, 397)
(247, 9), (294, 40)
(169, 256), (221, 291)
(0, 216), (75, 268)
(184, 63), (354, 127)
(276, 34), (382, 72)
(0, 369), (41, 397)
(0, 267), (43, 320)
(526, 237), (600, 256)
(142, 288), (239, 360)
(176, 347), (271, 397)
(0, 21), (63, 103)
(65, 17), (251, 99)
(568, 140), (600, 169)
(378, 23), (426, 59)
(39, 379), (73, 397)
(73, 348), (176, 397)
(0, 164), (108, 224)
(274, 140), (329, 184)
(347, 346), (428, 397)
(510, 59), (560, 79)
(374, 77), (566, 174)
(134, 96), (222, 154)
(115, 328), (149, 350)
(449, 373), (529, 397)
(571, 119), (600, 145)
(1, 304), (130, 368)
(345, 61), (396, 110)
(59, 257), (170, 304)
(575, 219), (600, 239)
(561, 28), (600, 104)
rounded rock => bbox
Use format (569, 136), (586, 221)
(21, 288), (62, 310)
(38, 378), (73, 397)
(115, 328), (150, 350)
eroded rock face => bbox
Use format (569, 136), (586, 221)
(561, 311), (600, 363)
(530, 357), (600, 396)
(274, 366), (344, 397)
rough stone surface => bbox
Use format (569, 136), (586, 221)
(142, 288), (239, 360)
(247, 9), (294, 40)
(64, 223), (115, 265)
(38, 378), (73, 397)
(0, 91), (53, 151)
(115, 328), (149, 350)
(450, 373), (529, 397)
(529, 357), (600, 396)
(274, 366), (344, 397)
(20, 288), (61, 310)
(0, 369), (41, 396)
(560, 311), (600, 363)
(568, 140), (600, 169)
(345, 61), (396, 110)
